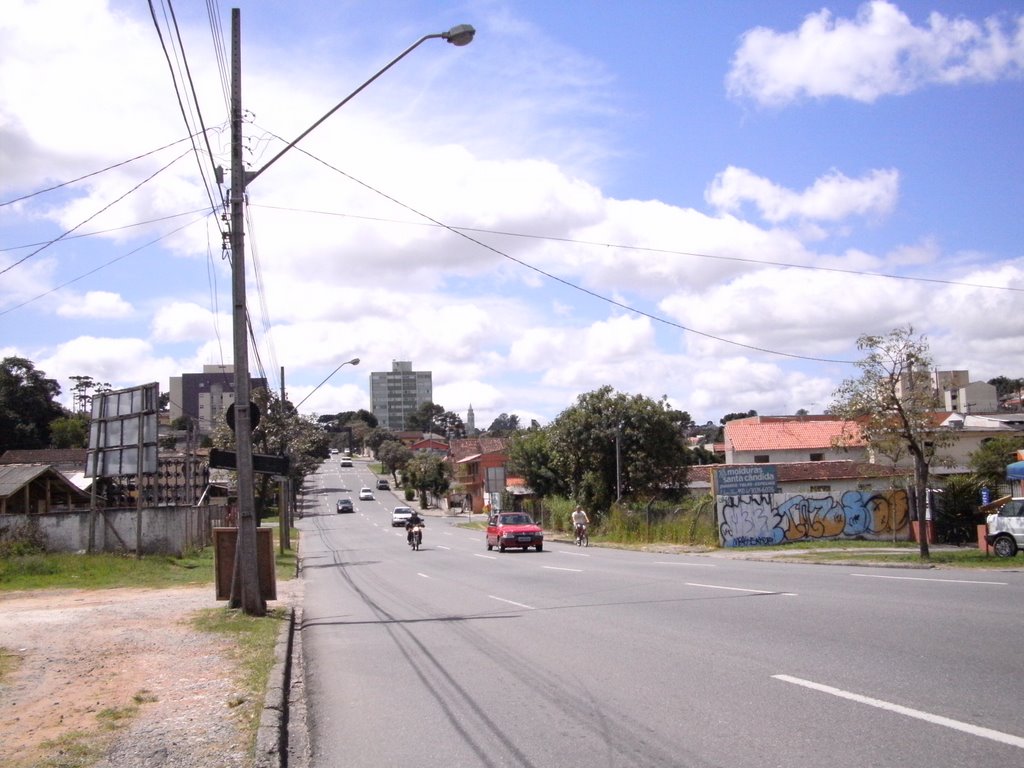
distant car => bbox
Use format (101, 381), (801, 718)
(486, 512), (544, 552)
(376, 478), (390, 491)
(340, 458), (353, 468)
(329, 448), (338, 455)
(986, 497), (1024, 557)
(336, 498), (354, 514)
(391, 505), (414, 527)
(358, 487), (374, 501)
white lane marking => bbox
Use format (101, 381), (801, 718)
(655, 561), (716, 567)
(851, 573), (1008, 586)
(559, 550), (590, 558)
(489, 595), (535, 610)
(774, 675), (1024, 749)
(417, 573), (429, 579)
(436, 545), (451, 551)
(686, 582), (797, 596)
(474, 554), (497, 560)
(543, 566), (583, 573)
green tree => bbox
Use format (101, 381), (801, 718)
(438, 410), (466, 439)
(829, 325), (953, 559)
(507, 428), (565, 500)
(406, 402), (445, 433)
(548, 386), (692, 515)
(404, 450), (452, 509)
(213, 387), (329, 519)
(68, 374), (112, 414)
(969, 435), (1024, 493)
(365, 427), (399, 458)
(49, 413), (89, 448)
(487, 413), (521, 436)
(987, 376), (1024, 405)
(720, 409), (757, 425)
(378, 439), (413, 481)
(0, 357), (67, 449)
(709, 410), (757, 441)
(319, 409), (377, 452)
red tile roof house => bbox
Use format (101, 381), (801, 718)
(723, 415), (867, 465)
(718, 415), (927, 545)
(447, 437), (510, 515)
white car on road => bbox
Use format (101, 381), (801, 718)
(391, 506), (414, 527)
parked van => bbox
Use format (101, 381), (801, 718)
(985, 498), (1024, 557)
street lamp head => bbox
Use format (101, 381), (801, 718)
(443, 24), (475, 46)
(349, 358), (361, 366)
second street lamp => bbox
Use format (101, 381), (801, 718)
(295, 357), (361, 412)
(227, 10), (474, 615)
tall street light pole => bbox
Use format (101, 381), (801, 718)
(294, 358), (361, 411)
(228, 9), (474, 615)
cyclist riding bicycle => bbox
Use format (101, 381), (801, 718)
(571, 505), (590, 542)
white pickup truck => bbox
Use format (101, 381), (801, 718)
(985, 498), (1024, 557)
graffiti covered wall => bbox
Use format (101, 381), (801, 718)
(717, 490), (909, 548)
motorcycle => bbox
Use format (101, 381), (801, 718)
(408, 522), (424, 551)
(574, 523), (589, 547)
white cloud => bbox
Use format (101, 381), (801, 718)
(705, 166), (899, 224)
(38, 336), (181, 405)
(151, 302), (227, 343)
(56, 290), (132, 318)
(727, 1), (1024, 106)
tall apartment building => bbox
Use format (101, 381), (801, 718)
(168, 365), (268, 435)
(370, 360), (433, 431)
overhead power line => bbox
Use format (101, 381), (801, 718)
(253, 203), (1023, 296)
(0, 149), (193, 278)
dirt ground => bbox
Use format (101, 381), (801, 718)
(0, 582), (295, 768)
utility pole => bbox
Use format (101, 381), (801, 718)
(280, 365), (291, 552)
(222, 9), (473, 616)
(228, 8), (264, 616)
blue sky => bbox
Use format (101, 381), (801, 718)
(1, 0), (1022, 430)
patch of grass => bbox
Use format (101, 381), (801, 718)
(191, 606), (287, 746)
(0, 525), (300, 592)
(0, 646), (22, 684)
(37, 731), (103, 768)
(0, 548), (216, 592)
(96, 703), (139, 730)
(133, 689), (158, 705)
(786, 546), (1016, 568)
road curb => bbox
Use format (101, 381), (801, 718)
(253, 604), (294, 767)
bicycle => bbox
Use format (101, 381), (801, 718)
(574, 523), (589, 547)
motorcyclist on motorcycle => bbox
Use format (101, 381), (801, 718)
(571, 505), (590, 543)
(406, 510), (424, 544)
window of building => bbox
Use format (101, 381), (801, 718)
(809, 453), (824, 462)
(754, 455), (769, 463)
(809, 484), (831, 493)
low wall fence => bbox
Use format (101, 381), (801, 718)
(717, 489), (911, 548)
(0, 505), (216, 557)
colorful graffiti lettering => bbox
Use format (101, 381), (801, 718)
(718, 490), (909, 548)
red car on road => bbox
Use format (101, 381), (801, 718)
(486, 512), (544, 552)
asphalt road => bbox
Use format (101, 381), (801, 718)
(297, 459), (1024, 768)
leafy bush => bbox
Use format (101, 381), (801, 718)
(935, 475), (985, 545)
(0, 520), (48, 557)
(601, 495), (717, 546)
